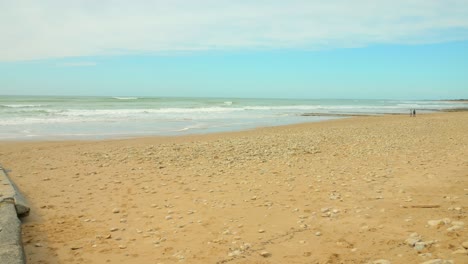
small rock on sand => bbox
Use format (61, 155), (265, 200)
(371, 260), (391, 264)
(414, 242), (426, 251)
(427, 220), (444, 227)
(260, 251), (271, 257)
(228, 250), (241, 257)
(421, 259), (454, 264)
(462, 241), (468, 249)
(452, 248), (467, 254)
(405, 232), (422, 247)
(112, 208), (120, 213)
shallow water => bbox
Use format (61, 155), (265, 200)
(0, 96), (464, 140)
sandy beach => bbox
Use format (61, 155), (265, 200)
(0, 112), (467, 264)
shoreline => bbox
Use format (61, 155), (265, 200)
(0, 112), (467, 263)
(2, 109), (468, 143)
(2, 96), (468, 143)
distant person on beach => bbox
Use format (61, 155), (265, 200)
(413, 109), (416, 117)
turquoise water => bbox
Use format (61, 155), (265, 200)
(0, 96), (464, 140)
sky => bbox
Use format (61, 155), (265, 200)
(1, 0), (468, 99)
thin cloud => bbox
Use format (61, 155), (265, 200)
(1, 0), (468, 61)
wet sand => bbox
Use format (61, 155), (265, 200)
(0, 112), (467, 263)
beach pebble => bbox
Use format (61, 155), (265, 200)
(315, 231), (322, 236)
(258, 229), (265, 233)
(414, 242), (426, 251)
(34, 243), (42, 247)
(446, 225), (463, 232)
(165, 215), (173, 220)
(427, 220), (444, 227)
(110, 227), (119, 232)
(451, 248), (467, 254)
(228, 250), (242, 257)
(420, 259), (454, 264)
(371, 260), (391, 264)
(462, 241), (468, 249)
(405, 237), (421, 247)
(112, 208), (120, 213)
(259, 251), (271, 257)
(329, 192), (341, 200)
(419, 253), (433, 258)
(119, 245), (127, 249)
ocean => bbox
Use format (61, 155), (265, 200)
(0, 96), (464, 140)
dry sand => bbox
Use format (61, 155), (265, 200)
(0, 112), (467, 264)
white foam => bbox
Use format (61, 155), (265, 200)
(1, 98), (467, 140)
(112, 97), (139, 100)
(1, 104), (47, 108)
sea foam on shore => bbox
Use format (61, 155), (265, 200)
(0, 96), (465, 140)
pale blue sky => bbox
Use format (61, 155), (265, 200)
(1, 1), (468, 99)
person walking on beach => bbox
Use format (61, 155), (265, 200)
(413, 109), (416, 117)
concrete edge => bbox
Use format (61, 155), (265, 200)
(0, 165), (28, 264)
(0, 166), (30, 217)
(0, 203), (27, 264)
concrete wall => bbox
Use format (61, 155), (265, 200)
(0, 166), (28, 264)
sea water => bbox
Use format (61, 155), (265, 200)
(0, 96), (464, 140)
